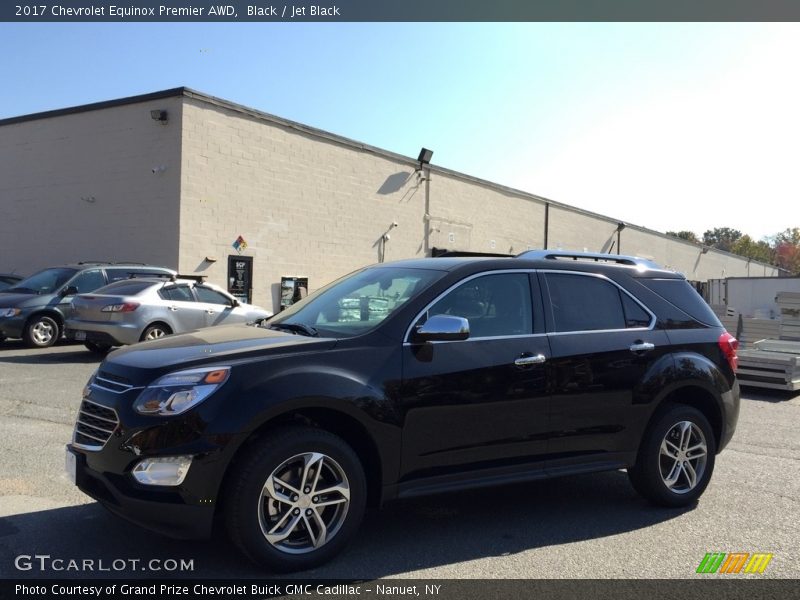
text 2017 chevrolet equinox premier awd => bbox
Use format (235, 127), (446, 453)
(67, 251), (740, 571)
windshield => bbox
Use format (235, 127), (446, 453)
(268, 266), (443, 338)
(7, 267), (77, 294)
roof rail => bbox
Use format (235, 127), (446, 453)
(126, 271), (175, 280)
(177, 274), (208, 283)
(76, 261), (113, 265)
(516, 249), (661, 269)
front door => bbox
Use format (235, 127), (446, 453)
(400, 272), (551, 481)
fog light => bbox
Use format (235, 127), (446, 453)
(132, 456), (193, 486)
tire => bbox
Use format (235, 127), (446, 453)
(141, 323), (172, 341)
(23, 314), (60, 348)
(224, 427), (367, 572)
(628, 404), (716, 507)
(84, 341), (113, 355)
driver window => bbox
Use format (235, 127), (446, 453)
(425, 273), (533, 338)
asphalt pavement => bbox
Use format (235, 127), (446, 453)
(1, 340), (798, 579)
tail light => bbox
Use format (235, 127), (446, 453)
(718, 331), (739, 372)
(101, 302), (140, 313)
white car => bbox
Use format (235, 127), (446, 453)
(65, 277), (272, 353)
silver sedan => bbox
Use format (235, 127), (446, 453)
(65, 278), (272, 353)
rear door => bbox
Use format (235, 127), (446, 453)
(541, 271), (671, 472)
(157, 284), (207, 332)
(400, 271), (551, 480)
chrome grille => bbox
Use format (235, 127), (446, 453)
(73, 398), (119, 450)
(93, 371), (134, 394)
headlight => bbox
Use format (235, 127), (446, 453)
(133, 367), (230, 416)
(0, 308), (21, 318)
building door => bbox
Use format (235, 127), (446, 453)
(228, 255), (252, 304)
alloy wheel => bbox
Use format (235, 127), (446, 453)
(257, 452), (351, 554)
(659, 420), (708, 494)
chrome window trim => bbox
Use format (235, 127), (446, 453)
(541, 269), (657, 333)
(402, 267), (658, 343)
(403, 269), (537, 343)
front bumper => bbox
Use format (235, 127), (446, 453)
(0, 314), (26, 338)
(67, 377), (248, 539)
(68, 446), (216, 539)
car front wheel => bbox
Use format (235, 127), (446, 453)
(628, 404), (716, 507)
(224, 427), (366, 572)
(23, 315), (60, 348)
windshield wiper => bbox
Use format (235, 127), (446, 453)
(268, 322), (319, 337)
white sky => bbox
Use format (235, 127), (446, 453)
(503, 25), (799, 241)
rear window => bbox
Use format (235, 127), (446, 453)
(93, 280), (153, 296)
(639, 279), (720, 326)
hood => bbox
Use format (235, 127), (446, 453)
(0, 292), (46, 308)
(103, 323), (337, 376)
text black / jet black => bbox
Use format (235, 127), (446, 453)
(67, 251), (739, 571)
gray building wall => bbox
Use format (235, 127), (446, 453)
(0, 97), (183, 276)
(0, 88), (779, 312)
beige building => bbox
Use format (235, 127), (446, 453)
(0, 87), (778, 311)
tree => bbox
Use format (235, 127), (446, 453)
(702, 227), (743, 253)
(666, 230), (700, 243)
(730, 235), (773, 264)
(770, 228), (800, 274)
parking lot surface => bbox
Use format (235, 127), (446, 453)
(0, 341), (798, 579)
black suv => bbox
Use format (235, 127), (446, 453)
(67, 251), (739, 571)
(0, 263), (175, 348)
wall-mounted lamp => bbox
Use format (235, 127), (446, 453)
(204, 256), (218, 263)
(150, 109), (168, 122)
(417, 147), (433, 170)
(616, 222), (626, 232)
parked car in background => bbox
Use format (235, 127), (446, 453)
(0, 273), (23, 292)
(67, 251), (739, 571)
(66, 277), (272, 353)
(0, 263), (175, 347)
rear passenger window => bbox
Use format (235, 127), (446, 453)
(159, 285), (194, 302)
(546, 273), (629, 332)
(426, 273), (533, 338)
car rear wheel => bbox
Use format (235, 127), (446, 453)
(23, 315), (60, 348)
(84, 341), (113, 355)
(628, 404), (716, 507)
(224, 427), (366, 572)
(141, 324), (172, 341)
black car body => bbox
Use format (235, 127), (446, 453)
(67, 252), (739, 570)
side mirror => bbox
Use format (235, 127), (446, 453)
(411, 314), (470, 343)
(61, 285), (78, 297)
(230, 298), (240, 308)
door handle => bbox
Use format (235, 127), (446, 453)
(206, 309), (216, 314)
(514, 353), (547, 366)
(629, 342), (655, 353)
(169, 306), (178, 311)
